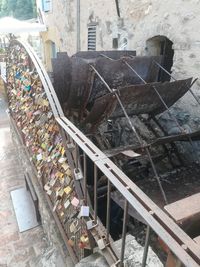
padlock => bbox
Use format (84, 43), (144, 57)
(79, 205), (89, 217)
(64, 186), (72, 195)
(67, 143), (75, 151)
(86, 220), (98, 230)
(64, 199), (70, 209)
(71, 197), (79, 207)
(97, 238), (106, 250)
(69, 219), (79, 233)
(68, 236), (75, 247)
(80, 234), (89, 244)
(74, 168), (83, 180)
(78, 241), (86, 249)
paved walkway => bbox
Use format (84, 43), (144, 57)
(0, 85), (48, 267)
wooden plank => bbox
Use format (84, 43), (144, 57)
(164, 193), (200, 223)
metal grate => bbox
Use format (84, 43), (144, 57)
(88, 24), (96, 51)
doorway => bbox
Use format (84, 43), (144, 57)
(146, 36), (174, 82)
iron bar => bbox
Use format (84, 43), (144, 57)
(106, 179), (111, 242)
(75, 143), (79, 170)
(90, 65), (168, 204)
(124, 61), (184, 133)
(120, 199), (129, 267)
(154, 60), (200, 106)
(142, 225), (151, 267)
(83, 152), (87, 204)
(94, 164), (98, 224)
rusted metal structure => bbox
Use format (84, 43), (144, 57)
(5, 40), (200, 267)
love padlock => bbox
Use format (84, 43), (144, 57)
(74, 168), (83, 180)
(80, 234), (89, 244)
(68, 236), (75, 247)
(86, 220), (98, 230)
(69, 219), (79, 233)
(79, 233), (89, 249)
(97, 238), (106, 250)
(78, 241), (87, 249)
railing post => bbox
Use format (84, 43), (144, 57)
(94, 164), (98, 224)
(106, 180), (111, 242)
(120, 199), (129, 267)
(83, 152), (87, 205)
(142, 225), (151, 267)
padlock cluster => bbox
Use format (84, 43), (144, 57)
(6, 43), (93, 260)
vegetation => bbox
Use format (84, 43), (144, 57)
(0, 0), (36, 20)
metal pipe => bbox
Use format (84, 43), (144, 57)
(142, 225), (151, 267)
(76, 0), (80, 52)
(94, 164), (98, 224)
(120, 200), (129, 267)
(106, 180), (111, 242)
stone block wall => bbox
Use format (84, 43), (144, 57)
(41, 0), (200, 158)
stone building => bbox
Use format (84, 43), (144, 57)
(39, 0), (200, 144)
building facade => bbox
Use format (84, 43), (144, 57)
(39, 0), (200, 133)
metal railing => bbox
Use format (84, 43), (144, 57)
(8, 39), (200, 267)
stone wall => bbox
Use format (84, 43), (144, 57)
(41, 0), (200, 157)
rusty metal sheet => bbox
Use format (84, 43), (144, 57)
(89, 56), (162, 101)
(83, 94), (117, 131)
(110, 78), (192, 117)
(52, 52), (72, 105)
(73, 50), (136, 59)
(66, 57), (95, 116)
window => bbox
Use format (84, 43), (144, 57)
(112, 38), (118, 49)
(51, 41), (57, 59)
(88, 24), (97, 51)
(42, 0), (51, 12)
